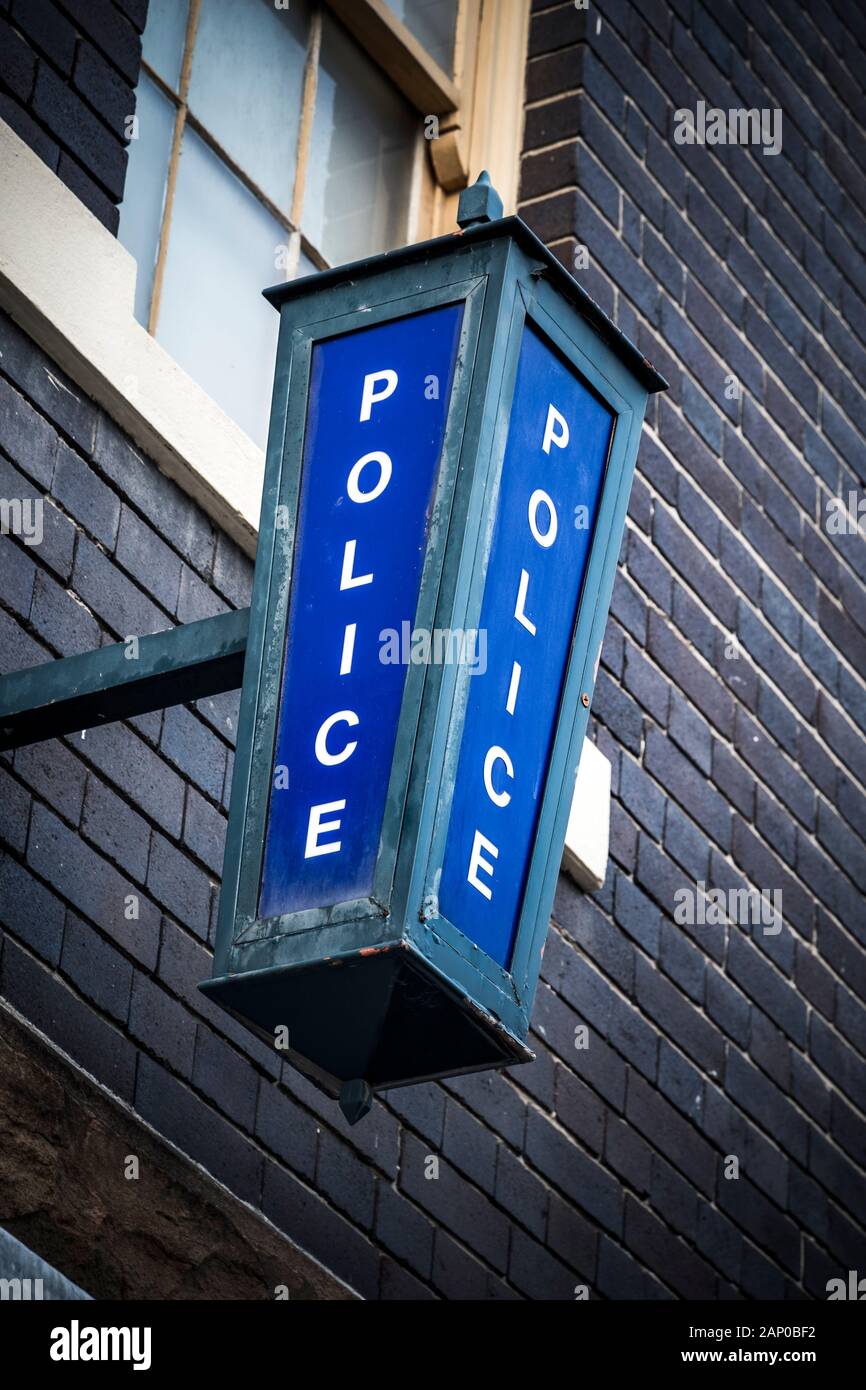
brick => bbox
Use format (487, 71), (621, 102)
(614, 871), (661, 957)
(442, 1068), (525, 1150)
(625, 1194), (716, 1298)
(626, 1070), (716, 1196)
(31, 62), (127, 199)
(525, 1108), (623, 1236)
(0, 14), (36, 99)
(509, 1227), (576, 1299)
(0, 532), (35, 618)
(399, 1132), (509, 1272)
(0, 764), (29, 853)
(115, 505), (183, 614)
(60, 910), (133, 1023)
(1, 321), (98, 457)
(160, 705), (227, 804)
(0, 852), (64, 963)
(27, 801), (159, 967)
(594, 670), (642, 754)
(0, 607), (48, 674)
(31, 567), (102, 656)
(190, 1025), (257, 1130)
(316, 1128), (376, 1229)
(494, 1146), (548, 1240)
(0, 373), (58, 485)
(182, 786), (227, 877)
(647, 610), (734, 736)
(129, 971), (195, 1076)
(727, 931), (807, 1045)
(596, 1234), (673, 1299)
(254, 1081), (317, 1181)
(73, 37), (134, 130)
(810, 1012), (866, 1112)
(73, 534), (167, 640)
(618, 753), (665, 838)
(705, 966), (750, 1047)
(69, 719), (185, 837)
(725, 1049), (808, 1165)
(718, 1174), (800, 1276)
(375, 1182), (434, 1280)
(430, 1228), (491, 1299)
(442, 1099), (498, 1192)
(553, 888), (634, 992)
(2, 935), (136, 1098)
(92, 417), (215, 575)
(383, 1080), (445, 1147)
(213, 532), (253, 609)
(0, 455), (73, 578)
(60, 151), (122, 231)
(81, 772), (150, 880)
(659, 917), (706, 1004)
(177, 564), (227, 624)
(645, 726), (732, 852)
(604, 1112), (652, 1194)
(147, 832), (211, 940)
(637, 955), (723, 1083)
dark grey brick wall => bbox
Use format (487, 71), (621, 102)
(0, 0), (146, 232)
(0, 0), (865, 1300)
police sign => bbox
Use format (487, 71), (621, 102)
(202, 176), (666, 1120)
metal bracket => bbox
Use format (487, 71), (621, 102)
(0, 608), (250, 753)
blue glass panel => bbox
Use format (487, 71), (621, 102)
(438, 326), (614, 967)
(259, 304), (463, 918)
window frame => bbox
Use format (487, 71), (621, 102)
(136, 0), (529, 340)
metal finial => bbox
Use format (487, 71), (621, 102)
(457, 170), (504, 229)
(339, 1078), (373, 1125)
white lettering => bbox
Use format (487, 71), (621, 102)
(467, 829), (498, 900)
(340, 538), (373, 589)
(483, 746), (514, 807)
(359, 369), (398, 422)
(347, 451), (392, 503)
(528, 489), (558, 548)
(514, 568), (536, 635)
(305, 800), (346, 858)
(542, 403), (569, 455)
(314, 710), (359, 766)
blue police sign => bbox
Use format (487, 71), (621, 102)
(260, 306), (462, 918)
(438, 326), (613, 967)
(202, 176), (666, 1121)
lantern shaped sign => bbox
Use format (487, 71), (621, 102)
(201, 175), (666, 1121)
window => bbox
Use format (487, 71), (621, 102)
(119, 0), (527, 448)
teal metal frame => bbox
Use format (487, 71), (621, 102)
(202, 182), (666, 1112)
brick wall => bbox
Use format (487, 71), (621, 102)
(0, 0), (865, 1300)
(0, 0), (144, 232)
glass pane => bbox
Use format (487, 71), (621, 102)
(142, 0), (189, 90)
(118, 75), (176, 327)
(383, 0), (458, 74)
(188, 0), (310, 217)
(296, 247), (318, 278)
(304, 13), (416, 266)
(156, 127), (283, 449)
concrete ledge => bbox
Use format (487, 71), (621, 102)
(0, 1001), (355, 1300)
